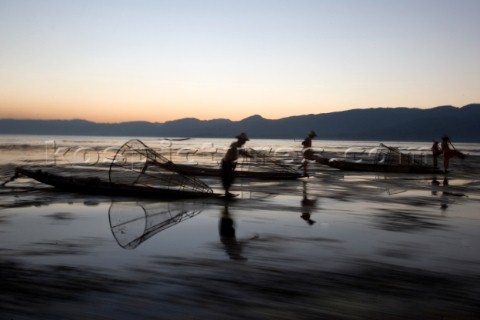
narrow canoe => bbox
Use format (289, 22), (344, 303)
(327, 159), (444, 174)
(15, 167), (218, 199)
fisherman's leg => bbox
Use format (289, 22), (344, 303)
(443, 156), (450, 172)
(226, 172), (235, 195)
(299, 159), (306, 170)
(220, 160), (231, 191)
(303, 162), (309, 177)
(222, 161), (236, 196)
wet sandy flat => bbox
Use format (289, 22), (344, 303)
(1, 138), (480, 319)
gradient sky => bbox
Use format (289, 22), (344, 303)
(1, 0), (479, 123)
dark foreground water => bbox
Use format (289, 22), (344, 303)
(1, 136), (480, 319)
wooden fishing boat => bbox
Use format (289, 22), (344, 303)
(159, 146), (303, 179)
(169, 163), (302, 180)
(163, 137), (190, 141)
(327, 159), (443, 174)
(9, 139), (220, 199)
(14, 167), (217, 198)
(6, 139), (302, 199)
(314, 156), (331, 166)
(327, 144), (444, 174)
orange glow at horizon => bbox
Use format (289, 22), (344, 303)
(1, 90), (478, 123)
(0, 84), (344, 122)
(0, 98), (326, 123)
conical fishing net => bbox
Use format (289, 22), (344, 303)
(109, 139), (213, 194)
(377, 143), (428, 166)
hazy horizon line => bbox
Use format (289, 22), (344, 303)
(1, 103), (477, 124)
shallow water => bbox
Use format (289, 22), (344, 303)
(1, 135), (480, 319)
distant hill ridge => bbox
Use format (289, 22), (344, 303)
(1, 104), (479, 142)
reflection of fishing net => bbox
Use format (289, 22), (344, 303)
(109, 201), (204, 249)
(109, 139), (212, 194)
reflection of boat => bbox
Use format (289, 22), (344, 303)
(109, 201), (204, 249)
(12, 139), (218, 198)
(327, 144), (443, 174)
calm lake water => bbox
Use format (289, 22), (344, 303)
(1, 135), (479, 319)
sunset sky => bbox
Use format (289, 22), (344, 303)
(1, 0), (479, 123)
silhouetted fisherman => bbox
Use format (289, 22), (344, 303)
(299, 130), (317, 177)
(220, 132), (251, 198)
(431, 140), (442, 168)
(441, 136), (466, 172)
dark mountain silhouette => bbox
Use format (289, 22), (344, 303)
(1, 104), (479, 142)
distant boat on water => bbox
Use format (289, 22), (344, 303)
(326, 143), (444, 174)
(163, 137), (190, 141)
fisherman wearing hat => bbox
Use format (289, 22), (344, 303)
(299, 130), (317, 177)
(221, 133), (251, 197)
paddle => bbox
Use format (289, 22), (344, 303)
(447, 137), (466, 159)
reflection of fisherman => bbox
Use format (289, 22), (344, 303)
(299, 130), (317, 177)
(300, 181), (317, 225)
(432, 177), (454, 210)
(221, 133), (251, 198)
(441, 176), (449, 210)
(431, 176), (440, 196)
(431, 140), (442, 168)
(219, 206), (247, 260)
(441, 136), (466, 172)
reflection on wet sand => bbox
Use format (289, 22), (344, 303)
(2, 256), (480, 320)
(374, 208), (447, 232)
(1, 148), (480, 319)
(219, 205), (248, 260)
(109, 201), (204, 249)
(300, 181), (317, 225)
(431, 176), (467, 210)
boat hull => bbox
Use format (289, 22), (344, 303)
(16, 167), (218, 199)
(171, 163), (302, 180)
(327, 160), (444, 174)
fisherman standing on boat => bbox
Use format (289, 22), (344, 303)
(441, 136), (466, 172)
(299, 130), (317, 177)
(431, 140), (442, 168)
(221, 132), (251, 198)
